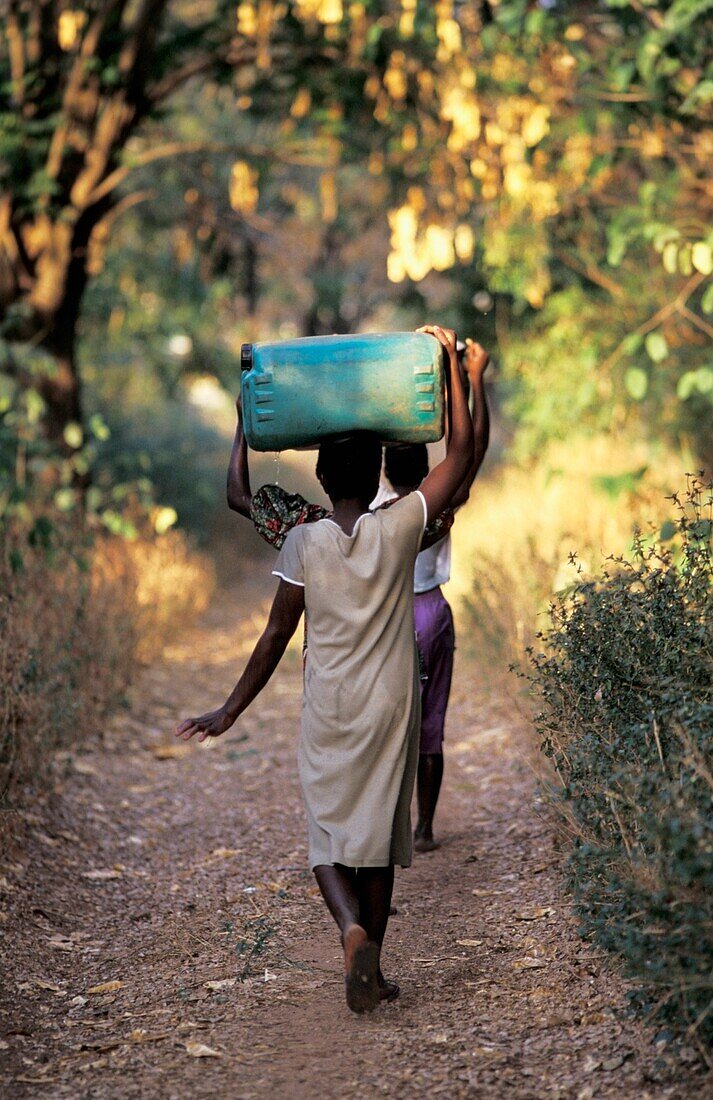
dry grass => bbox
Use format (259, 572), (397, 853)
(450, 435), (692, 669)
(0, 529), (214, 806)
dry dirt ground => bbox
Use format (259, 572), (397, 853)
(0, 571), (707, 1098)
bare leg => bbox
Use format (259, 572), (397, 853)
(354, 865), (394, 948)
(355, 866), (399, 1000)
(313, 863), (368, 972)
(415, 752), (444, 851)
(313, 863), (387, 1011)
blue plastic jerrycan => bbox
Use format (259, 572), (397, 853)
(240, 331), (445, 451)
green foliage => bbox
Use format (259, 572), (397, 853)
(0, 348), (166, 556)
(92, 393), (229, 540)
(528, 477), (713, 1049)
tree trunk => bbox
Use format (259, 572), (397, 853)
(34, 247), (90, 490)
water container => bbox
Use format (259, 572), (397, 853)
(240, 332), (445, 452)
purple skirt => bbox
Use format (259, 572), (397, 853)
(414, 586), (455, 753)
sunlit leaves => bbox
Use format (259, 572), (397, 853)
(57, 11), (87, 51)
(692, 241), (713, 275)
(229, 162), (259, 214)
(645, 332), (668, 364)
(441, 85), (481, 150)
(153, 505), (178, 535)
(63, 422), (84, 450)
(294, 0), (343, 25)
(677, 367), (713, 401)
(625, 367), (648, 401)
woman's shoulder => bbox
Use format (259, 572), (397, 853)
(375, 489), (427, 528)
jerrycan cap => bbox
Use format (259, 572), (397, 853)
(240, 343), (253, 371)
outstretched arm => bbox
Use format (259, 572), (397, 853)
(175, 579), (305, 742)
(227, 395), (252, 517)
(417, 325), (474, 524)
(450, 341), (490, 509)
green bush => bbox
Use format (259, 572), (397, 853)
(529, 477), (713, 1051)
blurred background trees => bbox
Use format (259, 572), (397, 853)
(2, 1), (711, 536)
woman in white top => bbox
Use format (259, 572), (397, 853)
(380, 341), (490, 851)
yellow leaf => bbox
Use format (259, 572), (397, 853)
(33, 979), (66, 994)
(692, 241), (713, 275)
(151, 743), (191, 760)
(87, 980), (124, 994)
(185, 1041), (221, 1058)
(290, 88), (312, 119)
(236, 3), (257, 36)
(229, 162), (259, 214)
(204, 978), (237, 991)
(153, 506), (178, 535)
(57, 10), (87, 51)
(320, 172), (338, 224)
(425, 224), (455, 272)
(457, 939), (483, 948)
(521, 103), (547, 147)
(387, 252), (407, 284)
(454, 224), (475, 262)
(512, 957), (548, 971)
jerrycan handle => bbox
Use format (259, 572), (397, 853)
(241, 343), (253, 371)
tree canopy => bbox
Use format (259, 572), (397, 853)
(1, 0), (711, 527)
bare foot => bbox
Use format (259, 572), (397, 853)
(343, 924), (380, 1013)
(342, 923), (368, 975)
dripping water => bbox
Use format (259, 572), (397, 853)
(273, 451), (281, 487)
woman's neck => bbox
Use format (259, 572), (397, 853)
(330, 497), (373, 536)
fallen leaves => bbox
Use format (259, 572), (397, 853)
(185, 1041), (221, 1058)
(48, 934), (77, 952)
(204, 978), (236, 991)
(456, 939), (484, 948)
(81, 868), (123, 881)
(72, 760), (99, 776)
(130, 1028), (169, 1043)
(32, 978), (66, 994)
(87, 981), (124, 995)
(151, 743), (191, 760)
(515, 906), (555, 921)
(512, 957), (549, 971)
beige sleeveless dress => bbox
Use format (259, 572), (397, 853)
(273, 490), (427, 869)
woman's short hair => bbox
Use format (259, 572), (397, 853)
(384, 443), (429, 490)
(316, 433), (382, 501)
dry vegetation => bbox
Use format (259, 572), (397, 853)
(0, 529), (214, 809)
(451, 437), (691, 668)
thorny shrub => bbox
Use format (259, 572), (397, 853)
(528, 477), (712, 1052)
(0, 526), (214, 809)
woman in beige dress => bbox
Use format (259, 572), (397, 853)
(176, 324), (473, 1012)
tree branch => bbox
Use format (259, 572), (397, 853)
(147, 48), (236, 105)
(553, 248), (625, 299)
(628, 0), (664, 30)
(599, 273), (707, 374)
(84, 138), (333, 207)
(6, 3), (26, 105)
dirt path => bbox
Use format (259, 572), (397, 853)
(0, 573), (702, 1098)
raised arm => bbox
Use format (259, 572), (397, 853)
(175, 579), (304, 742)
(450, 340), (490, 509)
(417, 325), (474, 524)
(227, 395), (252, 518)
